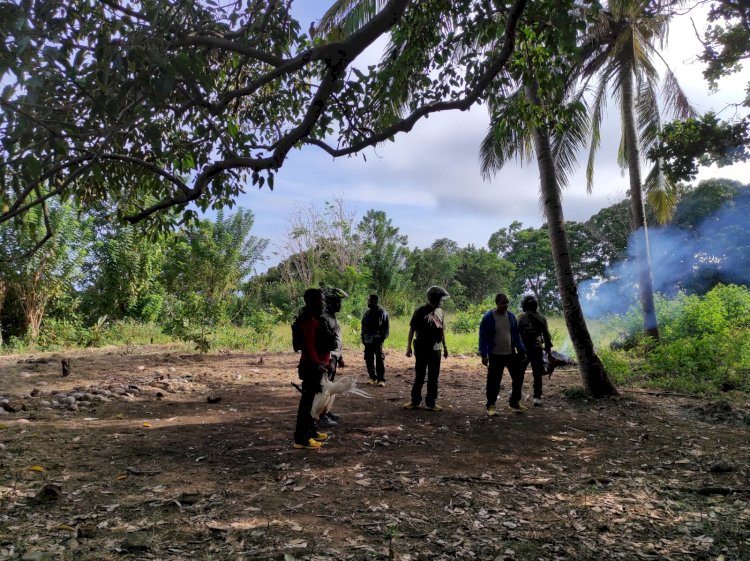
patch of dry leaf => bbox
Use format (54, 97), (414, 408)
(0, 347), (748, 561)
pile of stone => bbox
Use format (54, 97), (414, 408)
(0, 384), (142, 414)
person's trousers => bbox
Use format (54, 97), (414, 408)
(363, 342), (385, 381)
(519, 348), (546, 399)
(486, 353), (524, 407)
(411, 348), (441, 407)
(293, 363), (324, 445)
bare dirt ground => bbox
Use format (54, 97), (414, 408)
(1, 346), (749, 561)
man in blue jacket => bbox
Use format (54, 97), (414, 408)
(478, 293), (527, 415)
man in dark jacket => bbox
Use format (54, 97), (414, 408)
(478, 293), (526, 415)
(518, 294), (553, 407)
(361, 294), (390, 386)
(292, 288), (336, 449)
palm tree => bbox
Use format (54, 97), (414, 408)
(318, 1), (618, 395)
(480, 38), (618, 396)
(583, 0), (695, 340)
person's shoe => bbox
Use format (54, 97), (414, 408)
(326, 412), (340, 421)
(293, 438), (322, 450)
(313, 432), (328, 441)
(403, 402), (418, 410)
(318, 416), (338, 428)
(533, 398), (542, 407)
(367, 379), (376, 385)
(509, 401), (527, 412)
(424, 404), (442, 411)
(487, 405), (497, 417)
(377, 380), (386, 387)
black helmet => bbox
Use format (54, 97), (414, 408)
(426, 286), (450, 301)
(521, 294), (538, 312)
(323, 287), (349, 301)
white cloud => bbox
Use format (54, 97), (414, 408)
(237, 5), (749, 272)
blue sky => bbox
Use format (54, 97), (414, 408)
(236, 3), (750, 271)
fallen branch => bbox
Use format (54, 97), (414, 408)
(126, 466), (162, 476)
(441, 475), (551, 488)
(662, 485), (750, 496)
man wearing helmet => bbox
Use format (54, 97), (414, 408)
(517, 294), (553, 407)
(320, 287), (348, 428)
(478, 293), (527, 415)
(404, 286), (450, 411)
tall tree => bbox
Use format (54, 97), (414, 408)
(480, 5), (618, 395)
(357, 210), (408, 303)
(0, 0), (531, 246)
(81, 220), (169, 323)
(407, 239), (461, 300)
(454, 245), (514, 307)
(162, 208), (268, 323)
(0, 203), (89, 342)
(583, 0), (695, 340)
(276, 199), (364, 300)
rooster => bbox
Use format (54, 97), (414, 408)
(293, 376), (371, 420)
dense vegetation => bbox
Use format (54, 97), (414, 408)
(1, 179), (749, 395)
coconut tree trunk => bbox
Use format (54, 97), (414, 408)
(0, 279), (5, 346)
(621, 68), (660, 340)
(527, 86), (617, 396)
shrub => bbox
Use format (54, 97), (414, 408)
(37, 318), (89, 349)
(609, 284), (750, 394)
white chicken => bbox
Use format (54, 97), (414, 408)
(310, 376), (371, 420)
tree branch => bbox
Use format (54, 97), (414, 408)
(175, 35), (286, 67)
(306, 0), (528, 158)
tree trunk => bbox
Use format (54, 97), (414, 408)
(14, 272), (47, 344)
(528, 95), (618, 396)
(0, 279), (5, 346)
(621, 69), (660, 340)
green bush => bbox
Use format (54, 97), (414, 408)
(37, 318), (89, 349)
(449, 300), (491, 334)
(100, 319), (168, 346)
(608, 284), (750, 394)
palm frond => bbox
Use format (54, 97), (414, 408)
(551, 98), (590, 188)
(314, 0), (388, 40)
(661, 65), (697, 119)
(586, 78), (609, 192)
(635, 78), (661, 156)
(630, 27), (659, 84)
(643, 161), (678, 223)
(480, 94), (533, 181)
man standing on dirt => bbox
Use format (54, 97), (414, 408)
(405, 286), (449, 411)
(517, 294), (553, 407)
(478, 293), (527, 415)
(319, 287), (348, 428)
(361, 294), (390, 387)
(292, 288), (336, 450)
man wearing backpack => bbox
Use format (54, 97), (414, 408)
(361, 294), (390, 387)
(291, 288), (336, 450)
(478, 293), (527, 415)
(404, 286), (450, 411)
(517, 294), (553, 407)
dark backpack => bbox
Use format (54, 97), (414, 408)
(291, 313), (305, 352)
(291, 310), (337, 354)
